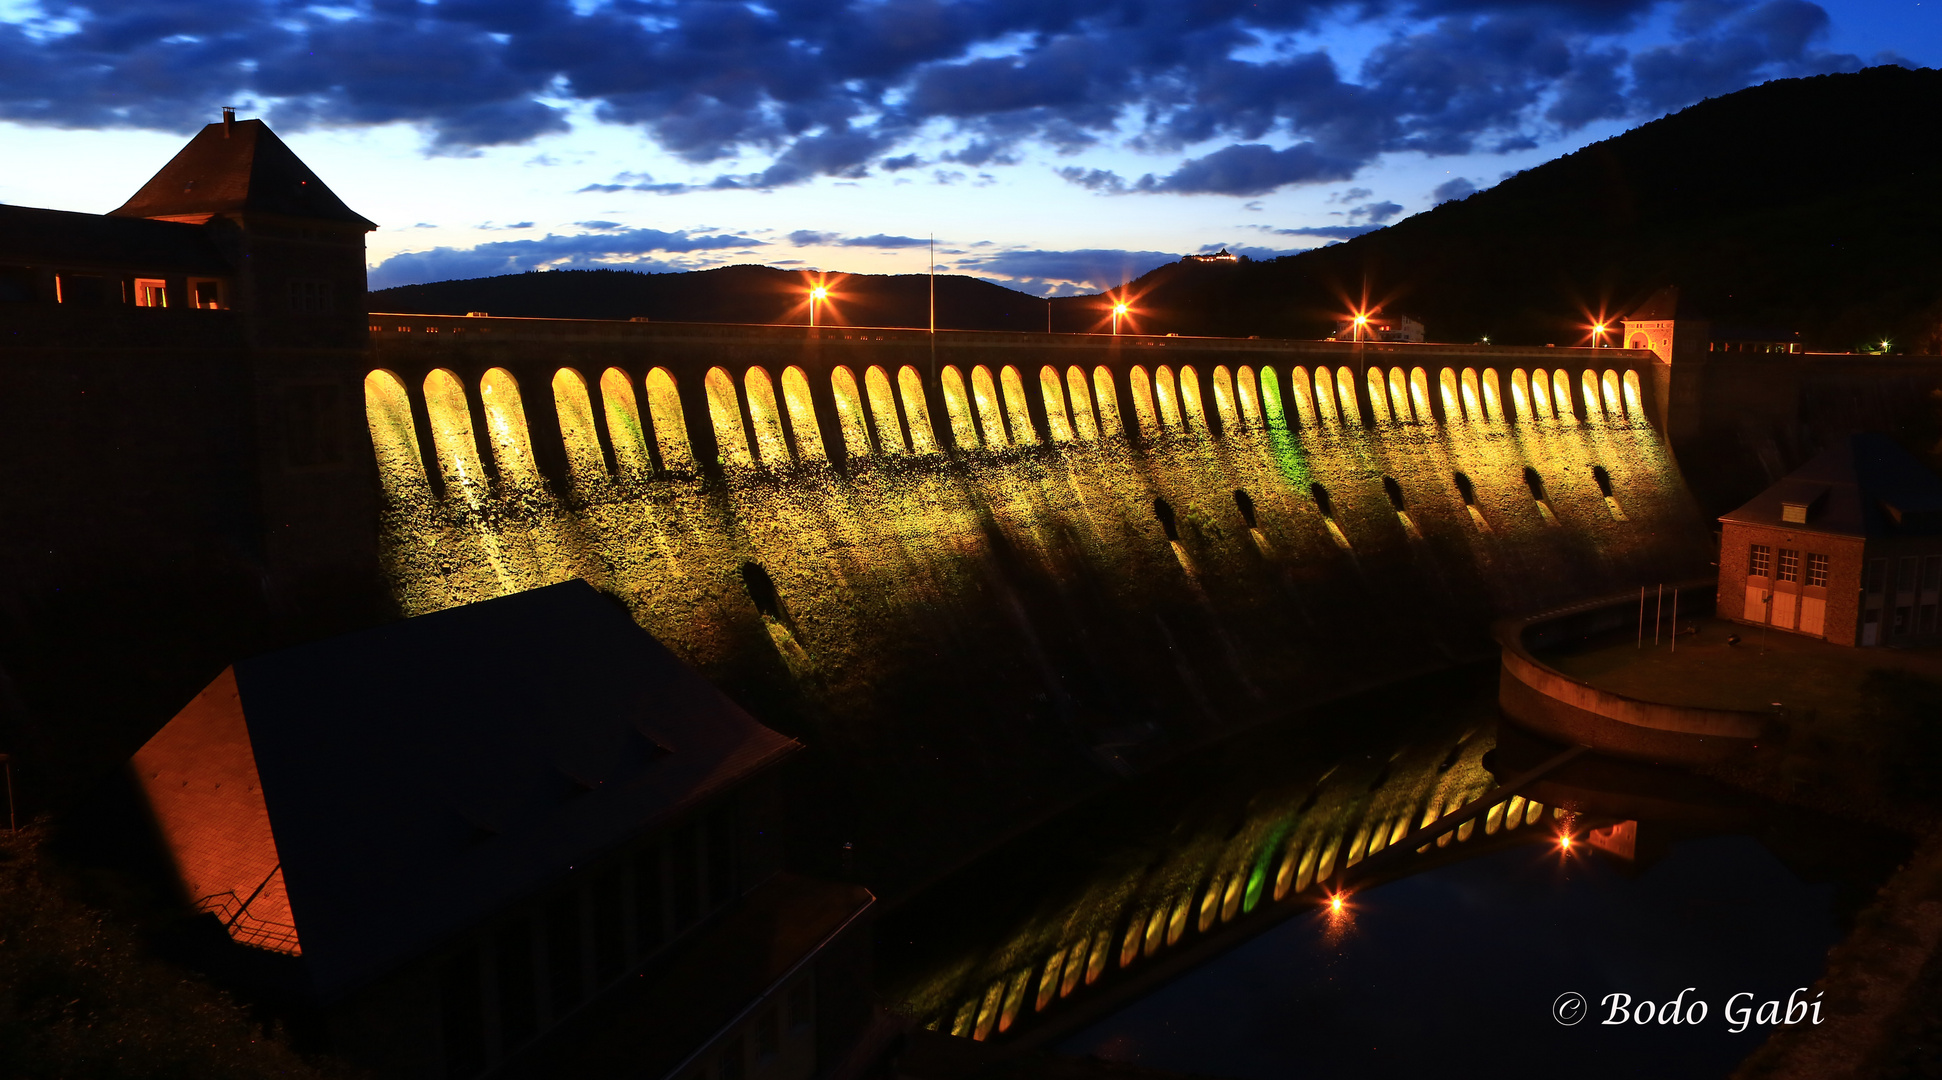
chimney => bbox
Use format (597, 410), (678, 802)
(222, 107), (235, 138)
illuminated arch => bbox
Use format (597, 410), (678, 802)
(1528, 367), (1553, 419)
(1000, 365), (1037, 444)
(1364, 367), (1391, 423)
(1439, 368), (1461, 421)
(971, 365), (1010, 448)
(831, 366), (874, 456)
(1581, 369), (1603, 419)
(1127, 365), (1159, 436)
(1066, 366), (1099, 440)
(1311, 366), (1339, 425)
(1153, 365), (1183, 431)
(1092, 366), (1123, 437)
(1258, 365), (1287, 430)
(1410, 367), (1432, 421)
(599, 368), (650, 475)
(780, 366), (826, 462)
(1629, 332), (1649, 350)
(422, 368), (486, 498)
(898, 366), (939, 452)
(940, 366), (980, 448)
(704, 366), (754, 467)
(865, 365), (907, 453)
(479, 367), (539, 484)
(1211, 365), (1240, 430)
(1178, 365), (1209, 432)
(1236, 365), (1262, 428)
(1623, 369), (1644, 418)
(1551, 369), (1574, 418)
(743, 366), (791, 466)
(363, 369), (430, 500)
(1601, 369), (1623, 418)
(1389, 366), (1412, 422)
(1039, 365), (1074, 442)
(1335, 365), (1360, 424)
(1481, 368), (1503, 422)
(1510, 369), (1532, 421)
(1288, 366), (1317, 428)
(551, 368), (607, 484)
(1459, 368), (1482, 422)
(643, 367), (693, 471)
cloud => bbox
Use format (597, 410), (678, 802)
(1432, 177), (1479, 201)
(368, 227), (764, 288)
(0, 0), (1872, 194)
(789, 230), (928, 248)
(952, 248), (1179, 293)
(1274, 224), (1388, 239)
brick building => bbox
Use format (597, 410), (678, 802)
(125, 579), (876, 1080)
(1718, 433), (1942, 646)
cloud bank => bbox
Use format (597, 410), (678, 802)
(0, 0), (1875, 194)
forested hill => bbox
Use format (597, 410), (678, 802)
(1111, 66), (1942, 351)
(373, 66), (1942, 352)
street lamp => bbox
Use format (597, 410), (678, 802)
(1352, 312), (1369, 342)
(809, 284), (828, 327)
(1592, 322), (1608, 347)
(1112, 301), (1129, 335)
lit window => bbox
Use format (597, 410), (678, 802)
(1777, 549), (1798, 582)
(189, 278), (223, 309)
(133, 277), (167, 308)
(1807, 553), (1828, 587)
(1749, 544), (1771, 578)
(288, 279), (332, 314)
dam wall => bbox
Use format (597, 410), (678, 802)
(361, 317), (1712, 889)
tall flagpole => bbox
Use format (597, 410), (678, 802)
(929, 234), (937, 378)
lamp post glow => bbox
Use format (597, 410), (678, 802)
(1352, 312), (1369, 342)
(809, 285), (829, 327)
(1592, 322), (1608, 348)
(1112, 301), (1129, 335)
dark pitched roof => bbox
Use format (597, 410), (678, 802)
(0, 204), (230, 272)
(1626, 285), (1681, 321)
(109, 118), (375, 229)
(1720, 433), (1942, 538)
(223, 579), (796, 998)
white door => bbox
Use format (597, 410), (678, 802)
(1800, 597), (1826, 636)
(1772, 591), (1797, 629)
(1744, 586), (1768, 622)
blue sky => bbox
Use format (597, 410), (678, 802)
(0, 0), (1933, 295)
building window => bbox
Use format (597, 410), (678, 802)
(1894, 605), (1912, 635)
(1777, 549), (1799, 582)
(288, 279), (333, 313)
(133, 277), (167, 308)
(1926, 555), (1942, 592)
(1867, 559), (1888, 595)
(1806, 553), (1828, 588)
(1749, 544), (1771, 578)
(189, 278), (224, 309)
(1923, 604), (1938, 635)
(0, 265), (35, 303)
(55, 273), (107, 306)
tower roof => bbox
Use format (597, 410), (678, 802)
(1719, 433), (1942, 538)
(109, 117), (375, 229)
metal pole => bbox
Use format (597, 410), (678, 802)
(928, 235), (937, 380)
(1670, 588), (1678, 653)
(1655, 584), (1663, 646)
(1638, 586), (1645, 648)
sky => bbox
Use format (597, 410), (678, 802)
(0, 0), (1934, 296)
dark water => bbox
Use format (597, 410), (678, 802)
(883, 669), (1906, 1079)
(1059, 834), (1846, 1080)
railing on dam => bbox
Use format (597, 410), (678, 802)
(364, 315), (1657, 496)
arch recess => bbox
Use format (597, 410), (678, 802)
(1510, 369), (1532, 421)
(1622, 370), (1645, 418)
(865, 366), (907, 453)
(1092, 366), (1123, 437)
(1211, 365), (1240, 430)
(1288, 366), (1317, 428)
(780, 366), (827, 462)
(744, 366), (791, 466)
(1236, 365), (1262, 428)
(1551, 369), (1574, 419)
(1410, 367), (1432, 422)
(704, 366), (754, 467)
(423, 368), (487, 498)
(1178, 365), (1209, 432)
(1335, 366), (1360, 424)
(1364, 367), (1391, 423)
(1388, 366), (1412, 422)
(1153, 365), (1184, 431)
(643, 368), (693, 470)
(1581, 370), (1604, 419)
(1312, 366), (1340, 425)
(1459, 368), (1482, 422)
(830, 366), (874, 457)
(898, 367), (940, 453)
(551, 368), (608, 483)
(941, 366), (980, 448)
(1259, 366), (1287, 430)
(1527, 368), (1553, 419)
(1439, 368), (1461, 421)
(599, 368), (651, 474)
(1039, 366), (1074, 442)
(1482, 369), (1504, 422)
(1067, 366), (1099, 440)
(363, 369), (430, 499)
(1127, 365), (1159, 436)
(970, 365), (1009, 448)
(1000, 365), (1037, 444)
(479, 368), (539, 484)
(1601, 369), (1624, 418)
